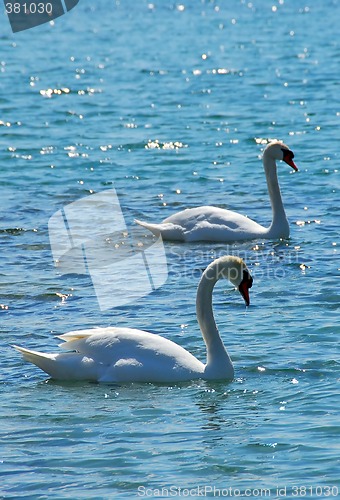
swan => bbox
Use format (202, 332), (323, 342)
(135, 141), (298, 242)
(14, 255), (253, 383)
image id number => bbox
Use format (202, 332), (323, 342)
(5, 2), (53, 15)
(292, 485), (338, 497)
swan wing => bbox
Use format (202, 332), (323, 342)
(58, 327), (185, 362)
(136, 207), (267, 241)
(15, 327), (205, 382)
(60, 327), (205, 382)
(163, 206), (267, 242)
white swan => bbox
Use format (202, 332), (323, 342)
(136, 141), (298, 242)
(14, 256), (253, 383)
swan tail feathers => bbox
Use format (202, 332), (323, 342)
(135, 219), (185, 241)
(13, 345), (57, 375)
(134, 219), (162, 235)
(13, 344), (98, 380)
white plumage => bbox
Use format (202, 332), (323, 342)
(136, 141), (298, 242)
(14, 255), (253, 383)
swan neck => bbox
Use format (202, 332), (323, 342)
(196, 265), (232, 376)
(263, 154), (289, 237)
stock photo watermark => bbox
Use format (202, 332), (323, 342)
(167, 244), (303, 283)
(48, 189), (306, 310)
(48, 188), (168, 311)
(137, 484), (339, 498)
(4, 0), (80, 33)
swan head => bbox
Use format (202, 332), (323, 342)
(206, 255), (253, 306)
(264, 141), (298, 171)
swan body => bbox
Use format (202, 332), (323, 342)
(14, 256), (253, 383)
(136, 141), (298, 242)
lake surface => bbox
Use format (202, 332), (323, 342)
(1, 0), (339, 498)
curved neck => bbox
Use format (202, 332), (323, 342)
(196, 265), (234, 378)
(263, 155), (289, 238)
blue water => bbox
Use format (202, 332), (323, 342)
(1, 0), (339, 498)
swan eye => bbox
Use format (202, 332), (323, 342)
(281, 148), (294, 160)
